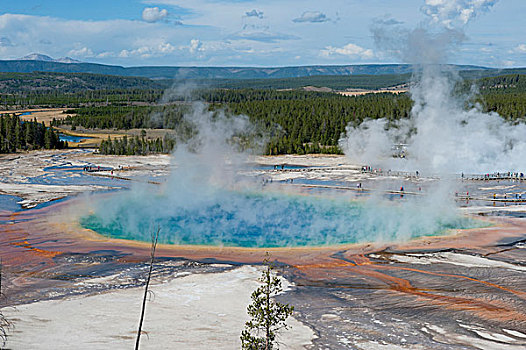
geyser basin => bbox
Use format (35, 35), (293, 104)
(81, 189), (480, 248)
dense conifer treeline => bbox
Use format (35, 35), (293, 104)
(1, 88), (164, 108)
(0, 72), (167, 93)
(61, 104), (191, 130)
(2, 72), (525, 155)
(60, 83), (526, 155)
(62, 92), (413, 155)
(225, 93), (412, 154)
(0, 114), (67, 153)
(98, 135), (175, 155)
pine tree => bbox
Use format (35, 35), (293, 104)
(241, 254), (294, 350)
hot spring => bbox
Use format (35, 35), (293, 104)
(78, 101), (485, 249)
(80, 188), (479, 248)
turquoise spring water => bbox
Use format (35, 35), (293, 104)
(81, 190), (480, 248)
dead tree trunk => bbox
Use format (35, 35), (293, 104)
(135, 227), (160, 350)
(0, 259), (10, 350)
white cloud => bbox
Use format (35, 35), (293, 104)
(68, 47), (94, 57)
(0, 13), (214, 63)
(422, 0), (498, 28)
(96, 51), (114, 58)
(502, 59), (515, 67)
(515, 44), (526, 53)
(245, 9), (264, 19)
(320, 43), (374, 59)
(142, 7), (169, 23)
(0, 1), (518, 67)
(293, 11), (330, 23)
(119, 42), (177, 58)
(189, 39), (203, 54)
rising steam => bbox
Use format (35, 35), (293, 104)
(81, 98), (476, 247)
(341, 0), (525, 175)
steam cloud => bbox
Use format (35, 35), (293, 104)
(341, 0), (526, 175)
(82, 99), (475, 247)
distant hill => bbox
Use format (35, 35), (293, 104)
(0, 71), (168, 93)
(0, 57), (490, 80)
(19, 53), (83, 64)
(19, 53), (56, 62)
(2, 70), (526, 95)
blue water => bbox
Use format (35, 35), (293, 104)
(59, 133), (92, 143)
(81, 189), (479, 248)
(20, 112), (32, 116)
(0, 194), (22, 212)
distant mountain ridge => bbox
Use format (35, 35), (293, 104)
(20, 53), (82, 64)
(0, 55), (491, 80)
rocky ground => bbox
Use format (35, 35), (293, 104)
(1, 150), (525, 349)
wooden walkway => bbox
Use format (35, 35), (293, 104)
(298, 184), (420, 196)
(298, 184), (526, 203)
(465, 174), (525, 181)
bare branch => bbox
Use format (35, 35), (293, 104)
(135, 226), (160, 350)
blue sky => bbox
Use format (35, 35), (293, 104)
(0, 0), (524, 67)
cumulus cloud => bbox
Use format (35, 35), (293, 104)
(245, 9), (264, 19)
(320, 43), (374, 59)
(293, 11), (330, 23)
(119, 42), (177, 58)
(421, 0), (498, 28)
(142, 7), (169, 23)
(515, 44), (526, 53)
(96, 51), (114, 58)
(68, 47), (94, 57)
(501, 59), (515, 67)
(189, 39), (203, 54)
(0, 13), (205, 63)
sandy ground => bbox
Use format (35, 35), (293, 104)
(3, 265), (314, 350)
(54, 127), (130, 148)
(338, 89), (408, 96)
(254, 154), (352, 167)
(56, 126), (178, 148)
(0, 108), (72, 126)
